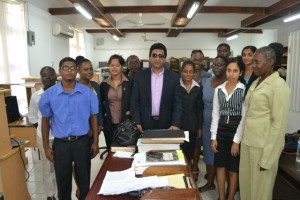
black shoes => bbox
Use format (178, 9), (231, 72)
(47, 196), (56, 200)
(198, 183), (216, 193)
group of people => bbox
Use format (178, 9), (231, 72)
(28, 41), (290, 200)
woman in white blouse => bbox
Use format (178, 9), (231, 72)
(210, 57), (246, 200)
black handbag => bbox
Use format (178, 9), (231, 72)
(112, 119), (140, 146)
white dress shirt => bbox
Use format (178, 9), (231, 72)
(28, 88), (53, 139)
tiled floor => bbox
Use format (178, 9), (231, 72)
(25, 134), (240, 200)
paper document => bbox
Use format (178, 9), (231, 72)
(98, 168), (169, 195)
(113, 151), (134, 158)
(162, 173), (192, 189)
(184, 131), (189, 142)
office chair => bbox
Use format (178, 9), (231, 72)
(34, 147), (41, 160)
(99, 130), (109, 160)
(99, 146), (108, 160)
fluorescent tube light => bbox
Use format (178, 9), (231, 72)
(283, 13), (300, 23)
(74, 3), (92, 20)
(226, 34), (239, 41)
(112, 35), (119, 41)
(187, 2), (200, 19)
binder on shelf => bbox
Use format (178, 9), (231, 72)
(142, 129), (185, 144)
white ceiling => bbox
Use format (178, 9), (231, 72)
(26, 0), (297, 31)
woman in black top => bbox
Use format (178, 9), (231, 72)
(76, 56), (103, 130)
(179, 61), (203, 168)
(241, 46), (257, 96)
(100, 54), (132, 150)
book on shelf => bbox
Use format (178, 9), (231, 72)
(133, 150), (186, 167)
(142, 129), (185, 144)
(137, 138), (180, 153)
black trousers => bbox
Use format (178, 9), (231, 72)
(53, 135), (91, 200)
(150, 118), (160, 129)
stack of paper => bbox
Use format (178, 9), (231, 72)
(98, 168), (169, 195)
(137, 138), (180, 153)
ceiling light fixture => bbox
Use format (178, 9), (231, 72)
(283, 13), (300, 23)
(187, 1), (200, 19)
(74, 3), (92, 20)
(226, 34), (239, 41)
(112, 35), (119, 41)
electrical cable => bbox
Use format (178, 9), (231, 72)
(10, 138), (30, 181)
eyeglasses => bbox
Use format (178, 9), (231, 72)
(211, 63), (225, 68)
(151, 53), (165, 58)
(61, 66), (77, 71)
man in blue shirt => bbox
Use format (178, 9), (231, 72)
(39, 57), (99, 200)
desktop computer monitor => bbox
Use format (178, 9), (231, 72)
(5, 96), (22, 123)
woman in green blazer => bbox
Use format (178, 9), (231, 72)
(239, 46), (291, 200)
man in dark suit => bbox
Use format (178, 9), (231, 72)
(131, 43), (181, 132)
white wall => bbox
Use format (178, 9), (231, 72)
(91, 30), (280, 67)
(276, 23), (300, 133)
(91, 30), (278, 64)
(83, 31), (95, 65)
(27, 4), (69, 76)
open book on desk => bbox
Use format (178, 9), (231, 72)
(133, 150), (186, 168)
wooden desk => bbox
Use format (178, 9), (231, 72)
(0, 81), (42, 108)
(9, 119), (36, 147)
(0, 90), (30, 200)
(86, 152), (201, 200)
(0, 144), (30, 200)
(273, 153), (300, 199)
(0, 83), (19, 97)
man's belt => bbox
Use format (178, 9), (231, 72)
(58, 134), (87, 141)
